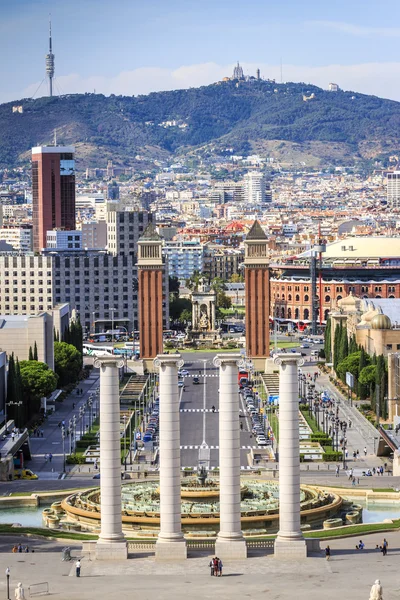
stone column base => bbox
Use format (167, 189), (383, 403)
(274, 537), (307, 560)
(155, 540), (187, 561)
(95, 541), (128, 560)
(215, 538), (247, 560)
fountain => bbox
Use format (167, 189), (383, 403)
(48, 474), (343, 537)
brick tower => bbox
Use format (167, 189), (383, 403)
(244, 220), (270, 369)
(137, 224), (164, 362)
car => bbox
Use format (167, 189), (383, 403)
(143, 434), (153, 442)
(14, 469), (38, 480)
(178, 369), (189, 377)
(178, 381), (184, 388)
(290, 348), (298, 353)
(193, 377), (200, 385)
(257, 438), (268, 446)
(300, 344), (310, 349)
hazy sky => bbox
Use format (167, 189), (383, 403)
(2, 0), (400, 103)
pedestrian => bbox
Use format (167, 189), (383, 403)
(356, 449), (360, 459)
(80, 388), (83, 395)
(382, 538), (388, 555)
(44, 454), (48, 463)
(213, 556), (219, 576)
(353, 451), (357, 460)
(209, 559), (214, 576)
(11, 432), (15, 441)
(218, 558), (223, 576)
(24, 546), (29, 553)
(12, 545), (17, 553)
(40, 429), (44, 438)
(335, 465), (340, 477)
(17, 544), (22, 553)
(364, 447), (367, 457)
(48, 453), (52, 463)
(345, 449), (349, 459)
(75, 559), (81, 577)
(352, 476), (356, 486)
(348, 419), (352, 428)
(325, 545), (331, 560)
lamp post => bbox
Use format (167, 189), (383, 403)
(61, 426), (66, 473)
(5, 567), (10, 600)
(129, 411), (133, 465)
(72, 415), (77, 453)
(342, 422), (347, 469)
(68, 418), (73, 454)
(123, 415), (127, 471)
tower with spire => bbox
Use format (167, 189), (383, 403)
(45, 16), (55, 97)
(232, 61), (244, 80)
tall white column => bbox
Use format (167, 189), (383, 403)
(94, 356), (127, 560)
(274, 354), (307, 559)
(214, 354), (247, 559)
(154, 354), (187, 560)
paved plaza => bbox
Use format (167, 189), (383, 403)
(0, 531), (399, 600)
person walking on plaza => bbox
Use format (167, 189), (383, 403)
(75, 559), (81, 577)
(325, 545), (331, 560)
(335, 465), (340, 477)
(209, 559), (214, 576)
(364, 447), (367, 457)
(213, 557), (219, 576)
(218, 558), (223, 576)
(382, 538), (388, 556)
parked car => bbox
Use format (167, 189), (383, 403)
(178, 381), (184, 388)
(178, 369), (189, 377)
(193, 377), (200, 384)
(14, 469), (38, 480)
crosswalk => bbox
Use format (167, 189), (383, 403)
(180, 408), (244, 413)
(180, 373), (218, 378)
(181, 465), (253, 471)
(180, 445), (259, 450)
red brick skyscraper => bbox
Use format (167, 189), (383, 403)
(244, 221), (270, 365)
(137, 224), (164, 360)
(32, 146), (76, 252)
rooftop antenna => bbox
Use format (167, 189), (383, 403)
(45, 15), (55, 97)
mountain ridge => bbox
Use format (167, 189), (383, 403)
(1, 80), (400, 168)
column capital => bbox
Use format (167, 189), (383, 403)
(154, 354), (184, 370)
(273, 353), (304, 368)
(94, 355), (125, 369)
(213, 353), (244, 368)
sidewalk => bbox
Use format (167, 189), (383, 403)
(302, 365), (385, 471)
(27, 370), (100, 479)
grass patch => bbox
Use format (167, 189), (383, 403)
(268, 410), (279, 443)
(300, 409), (320, 434)
(269, 342), (299, 349)
(372, 488), (399, 493)
(7, 489), (87, 497)
(305, 520), (400, 539)
(0, 524), (97, 540)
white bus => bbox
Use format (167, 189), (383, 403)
(83, 344), (113, 357)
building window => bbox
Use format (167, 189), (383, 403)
(304, 294), (309, 302)
(295, 295), (300, 302)
(325, 295), (330, 303)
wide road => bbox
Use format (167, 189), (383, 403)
(178, 353), (256, 470)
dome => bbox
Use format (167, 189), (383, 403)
(371, 314), (392, 330)
(338, 292), (360, 311)
(360, 309), (378, 324)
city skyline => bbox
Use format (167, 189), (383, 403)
(2, 0), (400, 103)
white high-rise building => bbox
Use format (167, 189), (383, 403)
(387, 172), (400, 207)
(243, 171), (266, 204)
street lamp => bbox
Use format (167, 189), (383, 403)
(123, 415), (127, 471)
(342, 422), (348, 469)
(5, 567), (10, 600)
(61, 426), (66, 473)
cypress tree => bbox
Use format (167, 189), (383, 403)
(358, 347), (367, 399)
(333, 323), (342, 371)
(324, 318), (331, 362)
(33, 341), (38, 361)
(349, 334), (358, 354)
(339, 329), (349, 364)
(375, 355), (387, 420)
(28, 346), (33, 361)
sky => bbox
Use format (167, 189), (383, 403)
(2, 0), (400, 103)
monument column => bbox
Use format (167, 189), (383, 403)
(274, 353), (307, 559)
(95, 356), (127, 560)
(214, 354), (247, 559)
(154, 354), (187, 560)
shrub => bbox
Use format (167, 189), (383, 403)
(66, 454), (86, 464)
(322, 451), (343, 461)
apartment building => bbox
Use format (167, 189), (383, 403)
(106, 205), (153, 257)
(162, 239), (203, 282)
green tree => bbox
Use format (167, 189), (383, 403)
(185, 271), (202, 292)
(333, 323), (342, 371)
(375, 355), (388, 420)
(33, 341), (38, 361)
(358, 347), (368, 399)
(338, 329), (349, 367)
(359, 364), (377, 404)
(349, 334), (358, 354)
(169, 297), (192, 322)
(169, 276), (180, 297)
(54, 342), (82, 387)
(324, 318), (331, 363)
(336, 351), (362, 381)
(229, 273), (244, 283)
(19, 361), (58, 421)
(28, 346), (33, 361)
(180, 308), (192, 323)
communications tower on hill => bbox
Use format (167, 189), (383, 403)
(45, 17), (55, 97)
